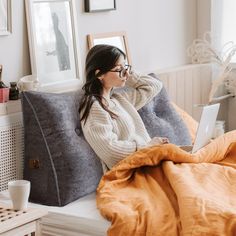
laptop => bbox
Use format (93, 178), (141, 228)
(180, 103), (220, 153)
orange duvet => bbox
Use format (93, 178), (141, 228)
(97, 131), (236, 235)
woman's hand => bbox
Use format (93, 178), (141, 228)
(147, 137), (169, 146)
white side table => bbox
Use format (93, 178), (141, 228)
(0, 205), (47, 236)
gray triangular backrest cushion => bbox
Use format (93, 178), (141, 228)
(22, 91), (103, 206)
(138, 73), (191, 145)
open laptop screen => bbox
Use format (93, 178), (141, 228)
(191, 103), (220, 153)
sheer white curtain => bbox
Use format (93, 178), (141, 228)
(211, 0), (236, 62)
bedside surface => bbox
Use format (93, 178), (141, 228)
(0, 205), (47, 234)
(0, 190), (110, 236)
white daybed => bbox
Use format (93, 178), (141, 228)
(0, 191), (110, 236)
(0, 64), (217, 236)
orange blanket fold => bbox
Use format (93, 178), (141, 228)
(97, 131), (236, 236)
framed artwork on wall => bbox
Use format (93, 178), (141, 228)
(25, 0), (82, 90)
(87, 31), (132, 65)
(85, 0), (116, 12)
(0, 0), (12, 36)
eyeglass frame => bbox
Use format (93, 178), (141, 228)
(109, 65), (132, 78)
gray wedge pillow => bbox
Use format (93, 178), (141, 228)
(138, 73), (192, 145)
(21, 91), (103, 206)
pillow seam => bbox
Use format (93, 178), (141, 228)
(23, 93), (61, 206)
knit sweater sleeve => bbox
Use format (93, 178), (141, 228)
(121, 72), (163, 110)
(81, 102), (138, 169)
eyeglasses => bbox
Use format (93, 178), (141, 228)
(109, 65), (132, 78)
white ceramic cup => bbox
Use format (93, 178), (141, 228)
(17, 75), (39, 91)
(8, 180), (31, 210)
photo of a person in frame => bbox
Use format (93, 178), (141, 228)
(46, 12), (71, 71)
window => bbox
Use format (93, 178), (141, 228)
(211, 1), (236, 63)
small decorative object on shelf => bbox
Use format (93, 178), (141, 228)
(9, 82), (19, 100)
(0, 65), (7, 88)
(0, 65), (9, 103)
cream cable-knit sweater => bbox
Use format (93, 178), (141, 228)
(81, 73), (163, 172)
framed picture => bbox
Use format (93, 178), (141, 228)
(0, 0), (12, 36)
(87, 31), (132, 65)
(85, 0), (116, 12)
(25, 0), (82, 89)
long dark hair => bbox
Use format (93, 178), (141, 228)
(79, 44), (126, 124)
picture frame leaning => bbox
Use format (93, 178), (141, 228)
(0, 0), (12, 36)
(87, 31), (132, 65)
(25, 0), (82, 90)
(85, 0), (116, 12)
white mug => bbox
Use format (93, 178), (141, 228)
(8, 180), (31, 210)
(17, 75), (39, 91)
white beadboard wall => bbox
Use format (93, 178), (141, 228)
(156, 64), (229, 129)
(157, 64), (211, 121)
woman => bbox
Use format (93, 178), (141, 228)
(80, 44), (168, 172)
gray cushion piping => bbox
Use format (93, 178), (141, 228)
(23, 93), (61, 206)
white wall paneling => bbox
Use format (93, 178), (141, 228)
(157, 63), (231, 130)
(157, 64), (212, 121)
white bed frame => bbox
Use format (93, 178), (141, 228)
(0, 63), (227, 236)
